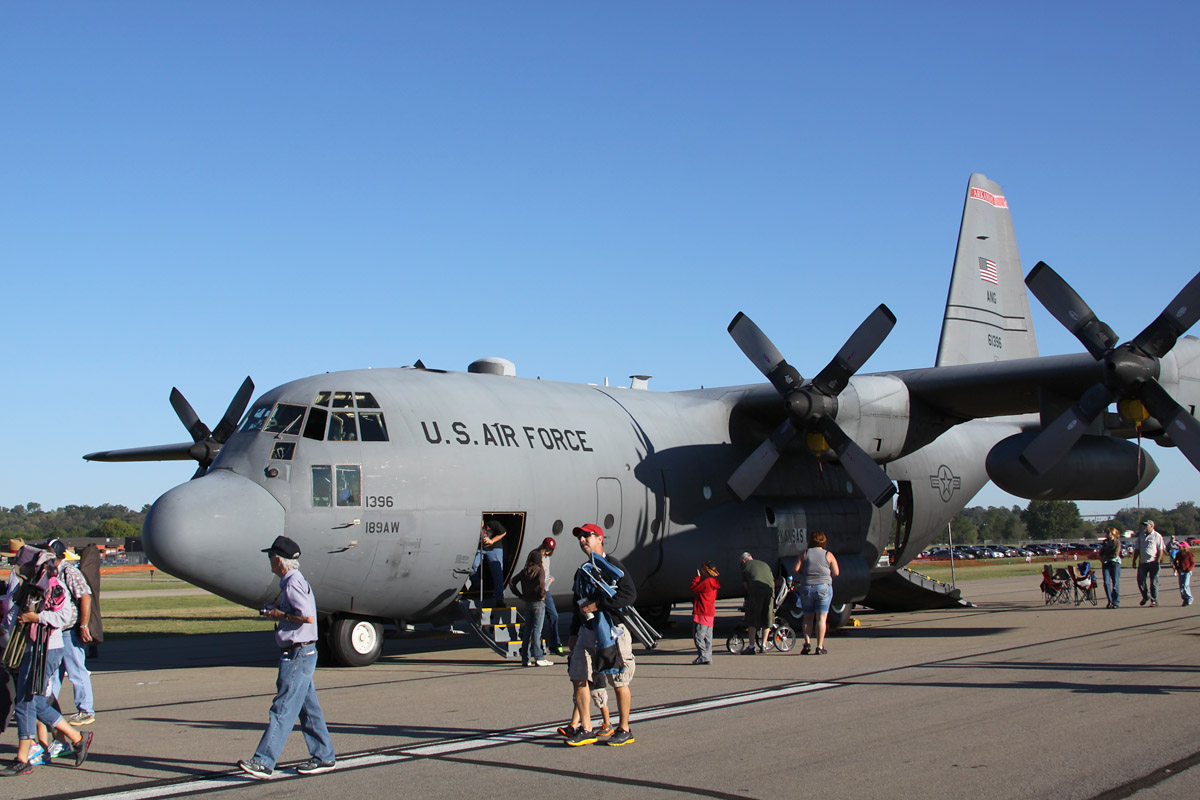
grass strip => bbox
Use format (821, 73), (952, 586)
(101, 595), (274, 639)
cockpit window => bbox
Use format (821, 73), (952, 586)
(252, 391), (386, 442)
(240, 404), (271, 433)
(303, 407), (327, 441)
(328, 412), (358, 441)
(263, 404), (306, 435)
(336, 465), (361, 506)
(359, 412), (388, 442)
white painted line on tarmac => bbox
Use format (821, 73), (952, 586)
(79, 680), (841, 800)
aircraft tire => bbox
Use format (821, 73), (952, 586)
(330, 617), (383, 667)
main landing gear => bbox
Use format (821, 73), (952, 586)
(319, 616), (384, 667)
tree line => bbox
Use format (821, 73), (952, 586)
(1, 502), (146, 545)
(3, 497), (1197, 549)
(944, 500), (1200, 545)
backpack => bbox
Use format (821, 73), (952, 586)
(76, 544), (104, 642)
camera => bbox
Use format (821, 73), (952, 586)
(259, 607), (273, 617)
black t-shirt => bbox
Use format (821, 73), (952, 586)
(482, 520), (506, 551)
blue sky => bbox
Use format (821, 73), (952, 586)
(3, 2), (1198, 518)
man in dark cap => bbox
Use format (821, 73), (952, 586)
(238, 536), (336, 779)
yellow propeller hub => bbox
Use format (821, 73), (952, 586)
(1118, 398), (1150, 423)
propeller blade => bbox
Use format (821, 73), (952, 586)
(83, 443), (197, 463)
(728, 312), (804, 396)
(1019, 382), (1117, 475)
(170, 388), (211, 444)
(814, 418), (896, 507)
(210, 376), (255, 444)
(1131, 271), (1200, 359)
(811, 304), (896, 396)
(1139, 380), (1200, 472)
(727, 419), (797, 501)
(1025, 261), (1119, 359)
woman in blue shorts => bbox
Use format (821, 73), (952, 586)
(791, 530), (839, 655)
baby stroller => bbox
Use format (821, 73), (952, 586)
(1071, 563), (1099, 606)
(727, 576), (797, 654)
(1040, 564), (1072, 605)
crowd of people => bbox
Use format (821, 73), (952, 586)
(1097, 520), (1195, 609)
(9, 514), (1191, 777)
(0, 538), (98, 776)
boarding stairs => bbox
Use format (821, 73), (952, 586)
(458, 597), (524, 659)
(864, 567), (974, 611)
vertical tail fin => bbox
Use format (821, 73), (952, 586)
(935, 174), (1038, 366)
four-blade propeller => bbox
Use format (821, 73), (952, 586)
(727, 306), (898, 507)
(172, 377), (256, 478)
(84, 377), (255, 479)
(1020, 262), (1200, 475)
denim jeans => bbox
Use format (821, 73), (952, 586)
(799, 584), (833, 615)
(1102, 561), (1121, 607)
(520, 600), (546, 663)
(15, 646), (65, 740)
(252, 645), (335, 769)
(468, 551), (507, 607)
(1180, 571), (1193, 605)
(1137, 562), (1160, 602)
(541, 592), (561, 649)
(60, 628), (94, 714)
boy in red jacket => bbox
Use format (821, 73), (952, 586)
(690, 561), (720, 664)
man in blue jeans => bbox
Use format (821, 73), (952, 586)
(1132, 520), (1165, 607)
(238, 536), (336, 779)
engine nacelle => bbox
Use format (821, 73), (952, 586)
(986, 433), (1157, 500)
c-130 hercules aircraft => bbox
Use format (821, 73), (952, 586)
(86, 174), (1200, 667)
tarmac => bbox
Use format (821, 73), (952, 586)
(8, 573), (1200, 800)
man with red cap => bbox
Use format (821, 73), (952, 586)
(538, 537), (564, 655)
(564, 524), (637, 747)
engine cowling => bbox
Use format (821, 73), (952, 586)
(986, 433), (1157, 500)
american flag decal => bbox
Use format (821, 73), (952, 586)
(979, 257), (999, 285)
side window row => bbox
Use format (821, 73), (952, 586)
(312, 465), (361, 507)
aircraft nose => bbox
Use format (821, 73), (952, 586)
(143, 470), (284, 607)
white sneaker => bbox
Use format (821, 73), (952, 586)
(534, 659), (553, 666)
